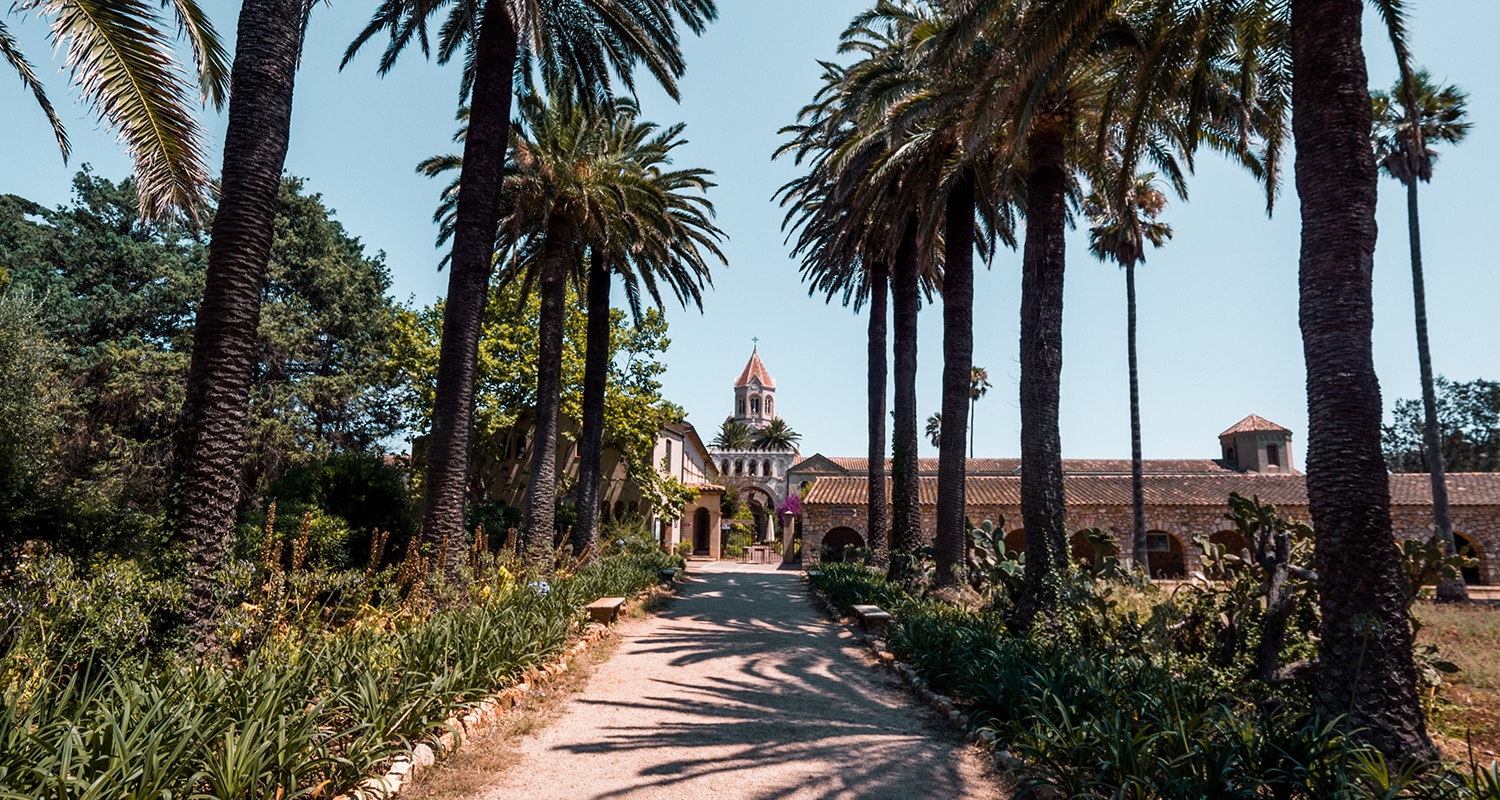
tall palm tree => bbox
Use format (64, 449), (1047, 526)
(753, 418), (801, 452)
(2, 0), (227, 222)
(170, 0), (314, 645)
(481, 91), (721, 562)
(345, 0), (717, 570)
(926, 413), (942, 449)
(1084, 171), (1172, 574)
(1372, 71), (1472, 603)
(969, 366), (990, 457)
(1293, 0), (1435, 761)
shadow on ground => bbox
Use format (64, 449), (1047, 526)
(550, 570), (982, 800)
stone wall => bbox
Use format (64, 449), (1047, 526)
(802, 500), (1499, 585)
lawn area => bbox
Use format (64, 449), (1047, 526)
(1416, 601), (1500, 760)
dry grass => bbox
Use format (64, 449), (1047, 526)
(1414, 600), (1500, 760)
(404, 636), (621, 800)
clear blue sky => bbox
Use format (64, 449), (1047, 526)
(3, 1), (1497, 465)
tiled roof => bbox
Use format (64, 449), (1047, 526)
(1220, 414), (1291, 437)
(803, 473), (1500, 508)
(734, 348), (776, 388)
(796, 457), (1236, 476)
(684, 481), (726, 493)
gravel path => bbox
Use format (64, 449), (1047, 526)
(474, 561), (1001, 800)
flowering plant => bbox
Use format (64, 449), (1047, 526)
(775, 495), (802, 516)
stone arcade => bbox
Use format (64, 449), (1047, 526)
(793, 415), (1500, 584)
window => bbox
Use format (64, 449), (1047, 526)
(735, 460), (744, 475)
(1147, 533), (1173, 552)
(1266, 444), (1280, 467)
(751, 397), (761, 415)
(722, 460), (731, 473)
(766, 398), (773, 416)
(763, 460), (771, 476)
(665, 440), (674, 468)
(1223, 446), (1234, 462)
(737, 398), (745, 416)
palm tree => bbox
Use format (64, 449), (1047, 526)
(345, 0), (717, 570)
(1372, 71), (1472, 604)
(2, 0), (227, 222)
(753, 418), (802, 452)
(925, 413), (942, 449)
(1085, 171), (1172, 575)
(1292, 0), (1435, 761)
(170, 0), (316, 645)
(969, 367), (990, 457)
(479, 92), (721, 562)
(712, 418), (754, 450)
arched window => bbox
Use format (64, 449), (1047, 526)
(751, 397), (761, 415)
(722, 460), (731, 473)
(735, 460), (744, 475)
(762, 460), (771, 476)
(766, 397), (774, 416)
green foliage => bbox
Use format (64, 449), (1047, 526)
(266, 453), (419, 567)
(724, 523), (753, 559)
(0, 288), (62, 546)
(968, 518), (1025, 600)
(808, 562), (1484, 798)
(720, 482), (742, 518)
(394, 279), (678, 503)
(0, 172), (405, 560)
(1385, 377), (1500, 473)
(0, 550), (670, 799)
(711, 417), (753, 449)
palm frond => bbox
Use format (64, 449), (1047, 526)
(0, 16), (69, 160)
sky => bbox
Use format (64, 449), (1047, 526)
(3, 1), (1498, 466)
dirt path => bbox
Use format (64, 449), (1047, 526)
(466, 562), (1001, 800)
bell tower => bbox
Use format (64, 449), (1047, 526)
(733, 347), (777, 428)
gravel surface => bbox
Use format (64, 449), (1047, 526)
(474, 561), (1002, 800)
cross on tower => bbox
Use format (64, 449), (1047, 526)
(752, 336), (759, 348)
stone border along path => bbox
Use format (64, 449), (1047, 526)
(460, 561), (1003, 800)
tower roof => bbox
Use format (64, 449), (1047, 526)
(735, 348), (776, 389)
(1219, 414), (1291, 438)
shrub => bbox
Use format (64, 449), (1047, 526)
(724, 523), (752, 559)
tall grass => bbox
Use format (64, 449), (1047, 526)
(0, 550), (673, 799)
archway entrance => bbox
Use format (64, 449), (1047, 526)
(1455, 532), (1486, 585)
(1146, 531), (1186, 578)
(741, 486), (776, 541)
(821, 527), (864, 563)
(693, 507), (710, 555)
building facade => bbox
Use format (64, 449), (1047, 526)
(795, 415), (1498, 584)
(709, 349), (799, 540)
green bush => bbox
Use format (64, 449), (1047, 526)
(724, 523), (752, 559)
(267, 454), (419, 568)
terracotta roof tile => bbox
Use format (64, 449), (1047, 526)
(800, 457), (1236, 476)
(803, 473), (1500, 509)
(1219, 414), (1291, 437)
(734, 349), (776, 389)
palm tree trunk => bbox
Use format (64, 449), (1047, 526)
(1015, 118), (1070, 630)
(936, 171), (975, 587)
(419, 2), (518, 572)
(573, 255), (611, 558)
(171, 0), (303, 647)
(868, 261), (890, 568)
(1126, 259), (1149, 574)
(1292, 0), (1434, 761)
(888, 218), (921, 581)
(522, 227), (570, 563)
(1407, 180), (1466, 602)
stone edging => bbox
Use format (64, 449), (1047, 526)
(801, 576), (1027, 776)
(343, 582), (676, 800)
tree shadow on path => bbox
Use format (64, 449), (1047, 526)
(549, 570), (990, 800)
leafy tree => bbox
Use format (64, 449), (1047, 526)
(0, 172), (404, 561)
(1372, 70), (1473, 603)
(0, 289), (63, 548)
(711, 419), (754, 450)
(1085, 171), (1172, 574)
(1385, 377), (1500, 474)
(392, 279), (679, 526)
(752, 418), (801, 452)
(2, 0), (228, 221)
(344, 0), (717, 571)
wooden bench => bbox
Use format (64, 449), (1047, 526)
(851, 604), (893, 635)
(585, 597), (626, 625)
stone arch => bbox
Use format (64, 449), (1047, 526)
(1209, 530), (1249, 557)
(1146, 530), (1187, 579)
(1454, 531), (1487, 585)
(822, 527), (865, 563)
